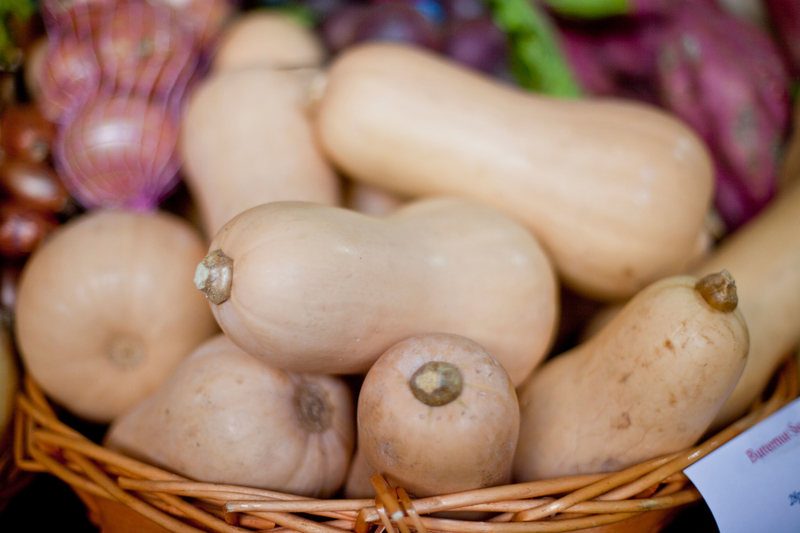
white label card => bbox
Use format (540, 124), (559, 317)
(684, 398), (800, 533)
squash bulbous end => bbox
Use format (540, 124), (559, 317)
(294, 381), (334, 433)
(108, 336), (146, 370)
(410, 361), (463, 407)
(195, 249), (233, 305)
(695, 269), (738, 312)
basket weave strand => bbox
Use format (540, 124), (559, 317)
(12, 354), (800, 533)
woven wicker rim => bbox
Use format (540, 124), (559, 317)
(13, 356), (799, 533)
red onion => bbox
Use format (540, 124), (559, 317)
(0, 160), (70, 213)
(39, 0), (199, 123)
(0, 105), (58, 164)
(0, 202), (58, 258)
(38, 1), (104, 122)
(55, 93), (181, 210)
(0, 261), (22, 325)
(155, 0), (234, 51)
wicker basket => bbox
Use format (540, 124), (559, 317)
(12, 355), (799, 533)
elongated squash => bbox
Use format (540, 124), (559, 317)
(313, 43), (714, 300)
(692, 183), (800, 429)
(514, 272), (748, 481)
(181, 67), (340, 238)
(195, 198), (558, 385)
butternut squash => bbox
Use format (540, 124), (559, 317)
(15, 209), (218, 423)
(211, 11), (326, 73)
(105, 334), (355, 497)
(344, 181), (408, 216)
(691, 182), (800, 430)
(180, 67), (340, 238)
(513, 272), (748, 481)
(357, 333), (519, 497)
(313, 43), (714, 300)
(344, 446), (375, 499)
(195, 198), (558, 385)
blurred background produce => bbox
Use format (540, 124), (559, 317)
(0, 0), (798, 531)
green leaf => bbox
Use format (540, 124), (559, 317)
(271, 4), (317, 29)
(541, 0), (631, 19)
(0, 0), (37, 71)
(488, 0), (582, 97)
(0, 0), (37, 21)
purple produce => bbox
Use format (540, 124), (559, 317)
(439, 0), (487, 21)
(763, 0), (800, 77)
(39, 0), (199, 123)
(318, 3), (370, 53)
(559, 1), (791, 231)
(55, 93), (182, 210)
(351, 2), (442, 50)
(443, 16), (509, 74)
(559, 18), (664, 101)
(38, 0), (206, 211)
(655, 1), (790, 230)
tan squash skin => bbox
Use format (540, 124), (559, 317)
(357, 333), (520, 497)
(313, 43), (714, 301)
(344, 446), (376, 499)
(692, 183), (800, 430)
(105, 334), (355, 498)
(344, 181), (408, 216)
(211, 11), (326, 73)
(198, 198), (558, 384)
(513, 274), (748, 481)
(180, 67), (340, 238)
(15, 210), (218, 423)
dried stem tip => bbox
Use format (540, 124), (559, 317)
(410, 361), (463, 407)
(695, 269), (738, 312)
(194, 249), (233, 305)
(294, 382), (333, 433)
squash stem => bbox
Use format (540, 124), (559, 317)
(695, 269), (738, 312)
(409, 361), (463, 407)
(195, 249), (233, 305)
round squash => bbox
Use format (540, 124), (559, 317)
(15, 209), (218, 423)
(357, 333), (519, 497)
(105, 334), (355, 498)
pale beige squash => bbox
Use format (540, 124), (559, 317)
(195, 198), (558, 385)
(357, 333), (519, 497)
(211, 11), (326, 72)
(313, 43), (714, 300)
(105, 334), (355, 497)
(180, 67), (340, 238)
(691, 183), (800, 430)
(513, 272), (748, 481)
(15, 209), (218, 423)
